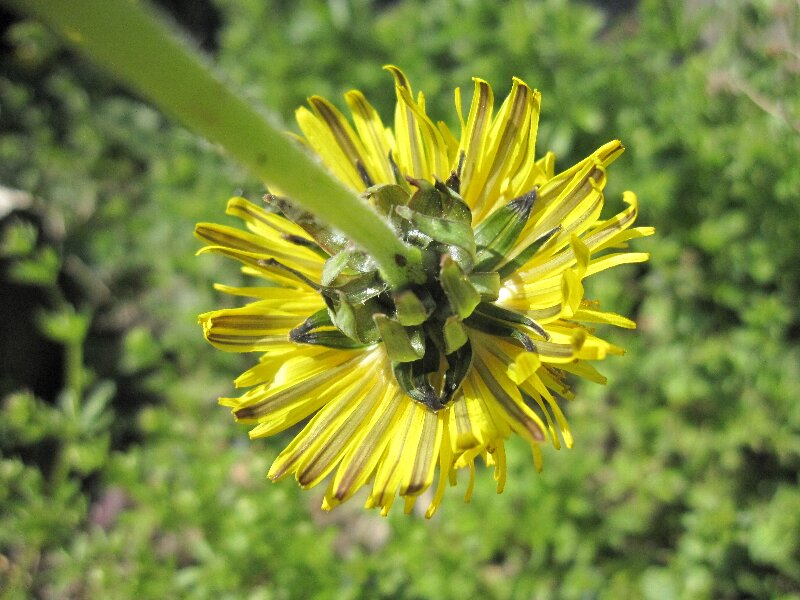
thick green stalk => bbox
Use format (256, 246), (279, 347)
(10, 0), (422, 287)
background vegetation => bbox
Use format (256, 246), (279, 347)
(1, 0), (798, 598)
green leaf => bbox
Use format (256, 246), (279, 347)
(36, 307), (90, 345)
(0, 219), (38, 258)
(121, 327), (163, 373)
(9, 247), (60, 286)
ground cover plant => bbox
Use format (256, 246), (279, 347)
(1, 0), (798, 598)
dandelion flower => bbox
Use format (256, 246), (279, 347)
(197, 67), (653, 517)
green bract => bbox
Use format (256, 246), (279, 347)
(279, 175), (557, 410)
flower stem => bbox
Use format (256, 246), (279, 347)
(12, 0), (422, 287)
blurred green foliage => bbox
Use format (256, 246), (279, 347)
(1, 0), (799, 598)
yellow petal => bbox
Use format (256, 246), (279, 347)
(233, 351), (367, 427)
(366, 398), (417, 511)
(507, 351), (542, 384)
(506, 90), (543, 198)
(425, 409), (454, 518)
(585, 252), (650, 277)
(451, 393), (480, 450)
(276, 374), (385, 487)
(225, 196), (321, 252)
(326, 387), (405, 508)
(344, 90), (394, 183)
(474, 352), (547, 444)
(459, 78), (494, 205)
(470, 78), (535, 222)
(308, 95), (375, 187)
(385, 65), (428, 180)
(296, 104), (365, 191)
(520, 376), (573, 448)
(573, 307), (637, 329)
(399, 405), (442, 497)
(195, 223), (322, 278)
(199, 308), (303, 352)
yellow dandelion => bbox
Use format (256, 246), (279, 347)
(197, 67), (653, 517)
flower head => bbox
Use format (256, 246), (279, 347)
(197, 67), (653, 517)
